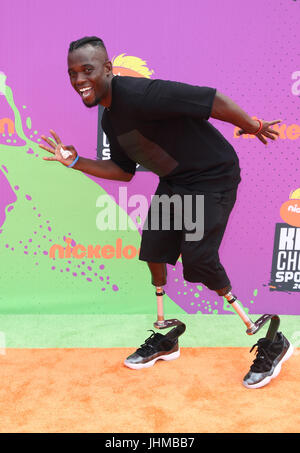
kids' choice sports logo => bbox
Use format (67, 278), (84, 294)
(97, 53), (154, 170)
(270, 188), (300, 292)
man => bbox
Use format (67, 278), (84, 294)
(40, 36), (293, 389)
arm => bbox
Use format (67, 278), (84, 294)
(39, 130), (134, 182)
(72, 157), (134, 182)
(211, 91), (281, 144)
(138, 80), (280, 144)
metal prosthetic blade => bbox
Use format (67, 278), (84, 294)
(154, 318), (184, 329)
(153, 318), (186, 343)
(246, 314), (280, 341)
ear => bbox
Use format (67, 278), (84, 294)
(104, 60), (113, 75)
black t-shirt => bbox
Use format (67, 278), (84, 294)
(101, 76), (241, 191)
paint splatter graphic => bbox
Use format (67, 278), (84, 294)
(0, 72), (156, 314)
(166, 264), (258, 315)
(0, 71), (259, 315)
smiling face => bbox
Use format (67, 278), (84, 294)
(67, 44), (113, 108)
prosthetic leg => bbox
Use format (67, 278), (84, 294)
(224, 292), (280, 341)
(148, 262), (186, 342)
(123, 262), (185, 369)
(220, 291), (292, 389)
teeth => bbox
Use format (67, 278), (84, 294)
(80, 87), (91, 92)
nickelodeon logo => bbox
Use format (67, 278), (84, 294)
(49, 237), (140, 260)
(112, 54), (154, 78)
(234, 120), (300, 140)
(0, 118), (14, 135)
(280, 188), (300, 227)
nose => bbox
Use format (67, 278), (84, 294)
(76, 72), (88, 86)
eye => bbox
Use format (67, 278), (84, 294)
(84, 68), (93, 74)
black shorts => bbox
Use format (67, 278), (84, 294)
(139, 180), (238, 291)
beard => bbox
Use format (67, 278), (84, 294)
(82, 79), (110, 108)
(83, 95), (101, 108)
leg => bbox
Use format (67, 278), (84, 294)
(181, 187), (263, 332)
(148, 261), (167, 327)
(181, 189), (236, 287)
(217, 286), (293, 388)
(181, 187), (293, 388)
(124, 181), (185, 370)
(147, 262), (186, 332)
(212, 282), (296, 391)
(124, 262), (184, 370)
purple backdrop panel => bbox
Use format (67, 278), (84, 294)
(0, 0), (299, 314)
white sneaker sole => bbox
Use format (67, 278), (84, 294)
(124, 349), (180, 370)
(243, 342), (294, 389)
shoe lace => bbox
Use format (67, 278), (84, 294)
(136, 330), (162, 357)
(249, 339), (273, 372)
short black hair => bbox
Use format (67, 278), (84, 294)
(68, 36), (107, 53)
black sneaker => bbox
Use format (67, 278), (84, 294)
(243, 332), (294, 389)
(124, 330), (180, 370)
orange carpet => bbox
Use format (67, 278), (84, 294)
(0, 347), (299, 433)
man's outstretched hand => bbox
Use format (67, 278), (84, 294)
(39, 130), (78, 166)
(237, 119), (282, 145)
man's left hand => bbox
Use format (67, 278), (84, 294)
(237, 119), (282, 144)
